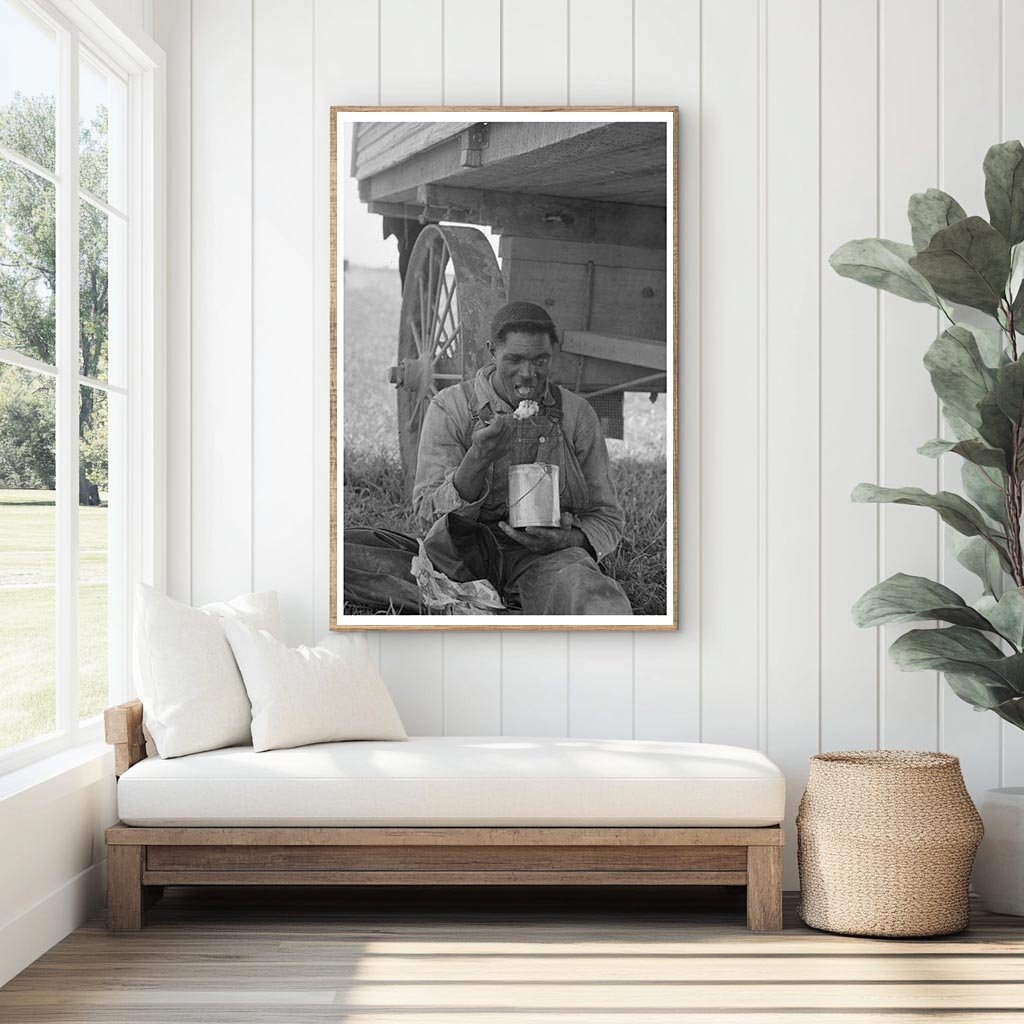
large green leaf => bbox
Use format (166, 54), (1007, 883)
(852, 573), (994, 630)
(967, 322), (1011, 368)
(944, 671), (1024, 715)
(951, 532), (1004, 596)
(909, 217), (1010, 314)
(993, 357), (1024, 423)
(984, 140), (1024, 246)
(983, 686), (1024, 728)
(942, 406), (983, 442)
(851, 483), (1009, 554)
(888, 627), (1024, 702)
(830, 238), (943, 307)
(908, 188), (968, 251)
(978, 391), (1016, 458)
(977, 589), (1024, 649)
(918, 437), (1007, 470)
(923, 325), (996, 427)
(962, 461), (1009, 527)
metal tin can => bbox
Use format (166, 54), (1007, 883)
(507, 463), (560, 528)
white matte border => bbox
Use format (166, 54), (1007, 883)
(332, 108), (678, 631)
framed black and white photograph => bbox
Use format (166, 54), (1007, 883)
(330, 108), (678, 630)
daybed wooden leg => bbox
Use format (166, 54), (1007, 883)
(746, 845), (783, 932)
(107, 845), (145, 931)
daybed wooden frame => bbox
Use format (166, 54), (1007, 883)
(104, 700), (784, 932)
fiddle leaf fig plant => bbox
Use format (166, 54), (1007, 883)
(832, 140), (1024, 731)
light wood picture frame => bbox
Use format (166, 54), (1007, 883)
(330, 107), (679, 631)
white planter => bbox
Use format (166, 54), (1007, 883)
(973, 787), (1024, 916)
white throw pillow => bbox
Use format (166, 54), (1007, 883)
(133, 584), (283, 758)
(223, 621), (407, 752)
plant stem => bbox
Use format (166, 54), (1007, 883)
(1006, 307), (1024, 587)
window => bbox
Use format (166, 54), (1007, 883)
(0, 0), (161, 772)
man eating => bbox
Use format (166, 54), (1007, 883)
(412, 301), (632, 615)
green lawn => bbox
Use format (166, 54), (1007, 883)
(0, 489), (109, 751)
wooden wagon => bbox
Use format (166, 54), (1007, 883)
(348, 113), (677, 494)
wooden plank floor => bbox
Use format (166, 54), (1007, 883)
(3, 886), (1024, 1022)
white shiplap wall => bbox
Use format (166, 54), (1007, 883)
(154, 0), (1024, 884)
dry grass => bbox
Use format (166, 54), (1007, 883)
(341, 265), (668, 617)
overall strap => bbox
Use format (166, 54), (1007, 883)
(459, 379), (487, 448)
(545, 386), (565, 422)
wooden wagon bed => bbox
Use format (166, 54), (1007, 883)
(352, 120), (669, 210)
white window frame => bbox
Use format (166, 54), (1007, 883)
(0, 0), (164, 776)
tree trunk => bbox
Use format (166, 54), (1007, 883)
(79, 465), (100, 506)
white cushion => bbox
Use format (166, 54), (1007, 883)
(222, 621), (407, 752)
(133, 584), (283, 759)
(116, 736), (786, 827)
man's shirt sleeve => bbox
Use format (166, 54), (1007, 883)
(412, 396), (490, 529)
(570, 400), (626, 562)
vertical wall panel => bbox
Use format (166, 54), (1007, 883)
(380, 635), (446, 735)
(501, 0), (568, 104)
(1002, 0), (1024, 786)
(819, 0), (879, 753)
(632, 0), (700, 741)
(764, 0), (821, 885)
(564, 0), (635, 734)
(153, 0), (190, 604)
(313, 0), (380, 651)
(444, 638), (501, 734)
(502, 633), (569, 736)
(443, 0), (500, 105)
(568, 0), (632, 103)
(878, 0), (941, 751)
(938, 0), (1002, 795)
(381, 0), (443, 105)
(568, 634), (634, 738)
(253, 0), (316, 646)
(699, 0), (760, 749)
(189, 0), (253, 605)
(440, 0), (504, 733)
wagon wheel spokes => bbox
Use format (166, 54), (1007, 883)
(431, 276), (457, 355)
(434, 323), (462, 365)
(417, 240), (449, 360)
(391, 224), (508, 498)
(409, 317), (425, 359)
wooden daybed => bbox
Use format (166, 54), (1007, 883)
(104, 700), (785, 932)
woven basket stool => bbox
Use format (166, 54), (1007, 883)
(797, 751), (983, 937)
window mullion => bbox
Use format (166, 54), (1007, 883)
(55, 24), (81, 735)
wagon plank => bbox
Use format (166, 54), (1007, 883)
(421, 185), (667, 248)
(353, 121), (475, 178)
(499, 236), (665, 271)
(360, 122), (667, 209)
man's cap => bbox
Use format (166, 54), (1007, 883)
(490, 301), (557, 341)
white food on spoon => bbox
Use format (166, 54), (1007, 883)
(513, 399), (540, 420)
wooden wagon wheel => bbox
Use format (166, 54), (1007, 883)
(388, 224), (507, 498)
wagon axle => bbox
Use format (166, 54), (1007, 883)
(388, 355), (461, 393)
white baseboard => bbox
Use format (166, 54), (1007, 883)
(0, 859), (107, 987)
